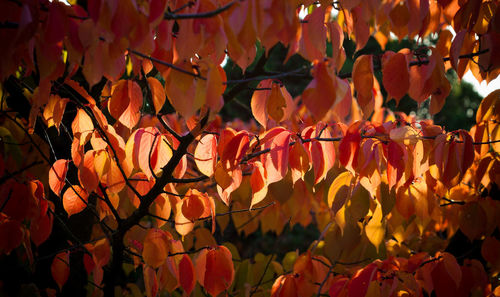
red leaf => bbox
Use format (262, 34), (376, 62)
(0, 216), (23, 254)
(348, 263), (378, 297)
(179, 254), (196, 295)
(339, 121), (363, 175)
(387, 141), (406, 190)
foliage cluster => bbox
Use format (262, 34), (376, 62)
(1, 0), (500, 297)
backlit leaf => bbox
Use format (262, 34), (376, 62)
(195, 134), (217, 177)
(51, 251), (70, 290)
(63, 186), (89, 217)
(147, 77), (165, 113)
(49, 159), (69, 197)
(143, 228), (172, 268)
(108, 80), (143, 129)
(365, 202), (385, 252)
(382, 51), (410, 103)
(179, 254), (196, 295)
(195, 245), (235, 296)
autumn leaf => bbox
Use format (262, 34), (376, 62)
(382, 51), (410, 103)
(250, 161), (268, 209)
(49, 159), (70, 197)
(302, 60), (338, 120)
(178, 254), (196, 295)
(62, 186), (89, 217)
(365, 202), (385, 252)
(142, 228), (172, 268)
(51, 251), (70, 290)
(195, 134), (217, 177)
(108, 79), (143, 129)
(251, 80), (294, 129)
(146, 77), (166, 113)
(352, 55), (374, 116)
(195, 245), (235, 296)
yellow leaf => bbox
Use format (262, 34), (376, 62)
(328, 171), (353, 214)
(365, 202), (385, 252)
(389, 126), (419, 145)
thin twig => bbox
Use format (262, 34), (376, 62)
(0, 161), (43, 185)
(128, 49), (206, 80)
(249, 255), (274, 297)
(164, 0), (237, 20)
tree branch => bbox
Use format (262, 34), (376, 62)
(128, 49), (206, 80)
(163, 0), (237, 20)
(0, 160), (43, 185)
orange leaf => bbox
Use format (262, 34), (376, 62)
(476, 89), (500, 123)
(108, 80), (143, 129)
(164, 60), (198, 119)
(299, 6), (327, 62)
(221, 131), (249, 171)
(250, 161), (268, 209)
(43, 94), (69, 132)
(182, 189), (206, 221)
(481, 236), (500, 272)
(194, 134), (217, 177)
(49, 159), (70, 197)
(134, 127), (161, 179)
(251, 80), (294, 129)
(260, 127), (292, 184)
(271, 274), (299, 297)
(352, 55), (374, 116)
(382, 51), (410, 103)
(142, 228), (172, 268)
(65, 80), (96, 105)
(71, 108), (94, 138)
(302, 60), (337, 120)
(78, 150), (98, 193)
(196, 245), (235, 297)
(150, 193), (171, 228)
(147, 77), (166, 114)
(459, 202), (486, 241)
(63, 186), (89, 217)
(174, 197), (195, 237)
(30, 207), (53, 247)
(289, 141), (310, 184)
(51, 251), (70, 290)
